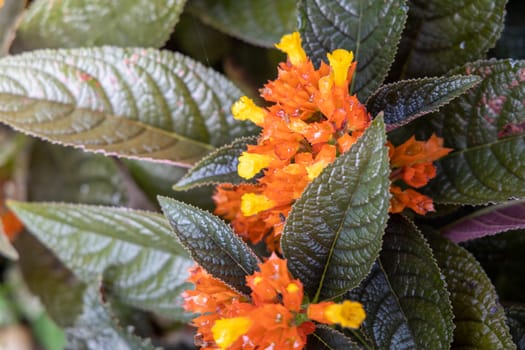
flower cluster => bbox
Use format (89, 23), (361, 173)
(183, 254), (366, 350)
(388, 135), (452, 214)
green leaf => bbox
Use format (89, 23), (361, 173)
(393, 0), (507, 78)
(307, 326), (362, 350)
(506, 306), (525, 349)
(159, 196), (260, 295)
(0, 0), (25, 56)
(347, 216), (454, 350)
(298, 0), (408, 100)
(366, 75), (481, 131)
(0, 225), (18, 260)
(8, 201), (193, 320)
(12, 0), (186, 51)
(0, 47), (256, 166)
(427, 231), (515, 349)
(174, 136), (258, 190)
(187, 0), (297, 47)
(65, 285), (157, 350)
(281, 116), (390, 301)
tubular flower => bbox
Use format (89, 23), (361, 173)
(184, 254), (365, 350)
(388, 135), (452, 214)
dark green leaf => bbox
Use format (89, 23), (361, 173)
(393, 0), (506, 78)
(347, 216), (454, 350)
(307, 326), (362, 350)
(187, 0), (297, 47)
(0, 47), (256, 165)
(174, 136), (258, 190)
(13, 0), (186, 51)
(281, 116), (390, 300)
(366, 75), (481, 130)
(8, 201), (193, 320)
(0, 0), (25, 56)
(158, 196), (260, 295)
(506, 306), (525, 350)
(427, 231), (515, 350)
(298, 0), (408, 100)
(65, 286), (157, 350)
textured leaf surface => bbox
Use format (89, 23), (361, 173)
(8, 201), (193, 320)
(0, 47), (256, 165)
(174, 136), (258, 190)
(442, 199), (525, 243)
(0, 225), (18, 260)
(281, 117), (390, 300)
(13, 0), (186, 50)
(427, 231), (515, 349)
(159, 196), (260, 295)
(393, 0), (506, 78)
(0, 0), (25, 56)
(298, 0), (408, 100)
(366, 75), (480, 130)
(65, 286), (156, 350)
(347, 216), (453, 350)
(506, 307), (525, 349)
(188, 0), (297, 47)
(307, 326), (362, 350)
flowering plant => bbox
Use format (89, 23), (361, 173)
(0, 0), (523, 349)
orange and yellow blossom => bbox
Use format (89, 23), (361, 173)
(183, 254), (365, 350)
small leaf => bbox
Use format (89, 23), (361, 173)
(0, 47), (256, 166)
(65, 285), (157, 350)
(442, 199), (525, 243)
(174, 136), (258, 190)
(0, 0), (25, 56)
(366, 75), (481, 131)
(13, 0), (186, 50)
(159, 196), (260, 295)
(506, 306), (525, 349)
(307, 325), (363, 350)
(298, 0), (408, 100)
(8, 201), (193, 320)
(427, 231), (516, 350)
(281, 116), (390, 300)
(187, 0), (297, 47)
(347, 216), (454, 350)
(393, 0), (506, 78)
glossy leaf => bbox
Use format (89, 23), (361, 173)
(13, 0), (186, 51)
(298, 0), (408, 100)
(442, 199), (525, 243)
(427, 231), (516, 350)
(65, 286), (156, 350)
(393, 0), (506, 78)
(347, 216), (454, 350)
(159, 196), (260, 295)
(307, 326), (362, 350)
(174, 136), (258, 190)
(281, 116), (390, 300)
(0, 0), (25, 56)
(187, 0), (297, 47)
(8, 201), (194, 320)
(366, 75), (480, 130)
(506, 306), (525, 349)
(0, 47), (256, 166)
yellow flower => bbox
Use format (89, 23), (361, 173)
(306, 161), (328, 180)
(231, 96), (266, 125)
(237, 152), (273, 179)
(241, 193), (275, 216)
(212, 317), (252, 349)
(327, 49), (354, 87)
(275, 32), (307, 66)
(325, 300), (366, 329)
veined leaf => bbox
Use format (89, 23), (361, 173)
(506, 307), (525, 349)
(13, 0), (186, 50)
(393, 0), (506, 78)
(366, 75), (481, 131)
(347, 216), (453, 350)
(442, 199), (525, 243)
(298, 0), (408, 100)
(0, 47), (256, 166)
(0, 0), (25, 56)
(173, 136), (258, 191)
(427, 231), (516, 350)
(187, 0), (297, 47)
(281, 116), (390, 300)
(8, 201), (194, 320)
(307, 326), (362, 350)
(159, 196), (260, 295)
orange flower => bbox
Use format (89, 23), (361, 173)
(389, 134), (452, 167)
(1, 210), (23, 241)
(307, 300), (366, 329)
(389, 186), (435, 215)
